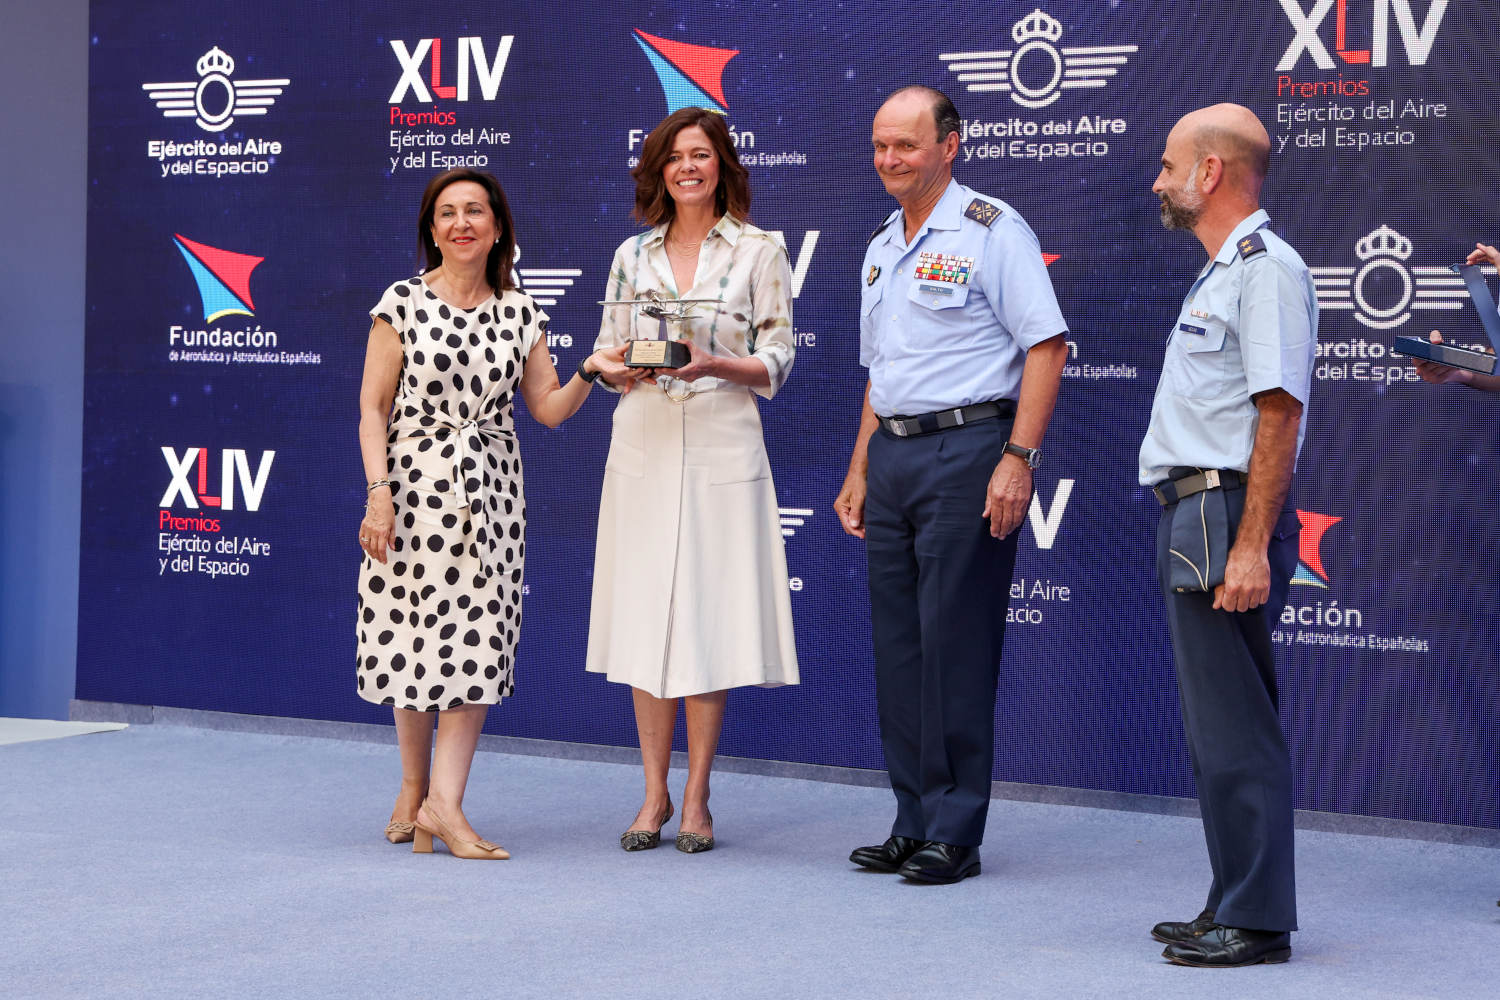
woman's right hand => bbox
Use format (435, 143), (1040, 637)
(593, 344), (647, 393)
(1465, 242), (1500, 269)
(360, 486), (395, 563)
(1412, 331), (1477, 385)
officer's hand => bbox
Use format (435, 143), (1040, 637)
(1466, 242), (1500, 270)
(1412, 331), (1478, 385)
(834, 470), (867, 539)
(1213, 542), (1270, 613)
(982, 456), (1031, 539)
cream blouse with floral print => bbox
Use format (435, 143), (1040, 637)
(595, 215), (795, 399)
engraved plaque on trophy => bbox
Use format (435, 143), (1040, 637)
(623, 339), (691, 369)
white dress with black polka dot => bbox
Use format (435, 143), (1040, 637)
(356, 276), (546, 712)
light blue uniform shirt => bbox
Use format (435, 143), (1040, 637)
(1138, 210), (1319, 486)
(860, 179), (1067, 416)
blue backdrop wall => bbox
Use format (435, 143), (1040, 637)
(78, 1), (1500, 829)
(0, 0), (87, 721)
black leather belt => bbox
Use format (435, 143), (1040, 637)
(879, 400), (1015, 438)
(1153, 468), (1244, 507)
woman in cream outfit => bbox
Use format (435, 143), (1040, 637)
(587, 108), (799, 853)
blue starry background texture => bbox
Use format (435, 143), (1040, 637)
(81, 1), (1500, 828)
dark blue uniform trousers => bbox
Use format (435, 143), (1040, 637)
(1156, 486), (1299, 932)
(865, 418), (1019, 848)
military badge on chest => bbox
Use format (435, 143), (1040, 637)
(914, 251), (974, 297)
(867, 264), (881, 287)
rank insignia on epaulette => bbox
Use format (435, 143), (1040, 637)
(867, 264), (881, 286)
(964, 198), (1001, 227)
(1237, 232), (1267, 259)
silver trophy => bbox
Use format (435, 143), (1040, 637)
(598, 290), (723, 369)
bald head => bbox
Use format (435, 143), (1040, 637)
(880, 85), (961, 143)
(1153, 104), (1271, 248)
(1173, 103), (1270, 197)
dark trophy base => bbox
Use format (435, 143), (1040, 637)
(625, 340), (691, 369)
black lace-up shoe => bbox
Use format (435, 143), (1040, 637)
(1162, 925), (1291, 967)
(1151, 908), (1216, 944)
(896, 842), (980, 884)
(848, 835), (925, 873)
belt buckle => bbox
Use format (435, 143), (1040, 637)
(1203, 469), (1220, 489)
(660, 375), (697, 403)
(890, 419), (908, 438)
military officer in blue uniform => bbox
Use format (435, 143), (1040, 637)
(834, 85), (1068, 884)
(1141, 104), (1317, 966)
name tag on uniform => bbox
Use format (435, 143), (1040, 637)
(915, 252), (973, 285)
(1178, 322), (1207, 336)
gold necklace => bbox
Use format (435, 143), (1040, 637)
(666, 223), (712, 256)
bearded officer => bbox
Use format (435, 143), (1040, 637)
(1143, 103), (1317, 966)
(834, 85), (1068, 883)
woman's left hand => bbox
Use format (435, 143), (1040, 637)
(360, 487), (395, 564)
(656, 338), (719, 383)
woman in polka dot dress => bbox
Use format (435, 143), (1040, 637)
(355, 169), (628, 859)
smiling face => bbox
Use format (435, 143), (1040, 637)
(428, 180), (498, 265)
(661, 125), (721, 213)
(871, 91), (957, 207)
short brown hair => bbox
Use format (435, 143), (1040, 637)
(630, 109), (750, 226)
(416, 168), (516, 292)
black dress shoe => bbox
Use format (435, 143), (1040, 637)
(1150, 908), (1216, 944)
(897, 842), (980, 884)
(848, 835), (925, 873)
(1162, 925), (1291, 967)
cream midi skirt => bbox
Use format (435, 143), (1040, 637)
(585, 384), (799, 698)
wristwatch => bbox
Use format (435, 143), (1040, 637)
(577, 358), (602, 383)
(1003, 442), (1042, 470)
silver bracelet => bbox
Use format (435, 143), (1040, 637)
(366, 479), (392, 493)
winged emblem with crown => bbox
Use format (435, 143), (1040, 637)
(142, 47), (289, 133)
(939, 8), (1137, 110)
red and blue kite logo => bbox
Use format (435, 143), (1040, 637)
(633, 30), (739, 114)
(173, 234), (264, 323)
(1292, 510), (1343, 588)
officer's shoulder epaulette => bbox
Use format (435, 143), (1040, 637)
(1236, 232), (1267, 260)
(964, 197), (1003, 228)
(867, 209), (900, 246)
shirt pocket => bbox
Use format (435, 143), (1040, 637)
(1168, 319), (1230, 399)
(907, 279), (970, 312)
(861, 278), (884, 319)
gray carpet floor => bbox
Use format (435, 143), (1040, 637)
(2, 725), (1496, 998)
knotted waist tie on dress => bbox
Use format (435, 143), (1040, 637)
(400, 409), (514, 580)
